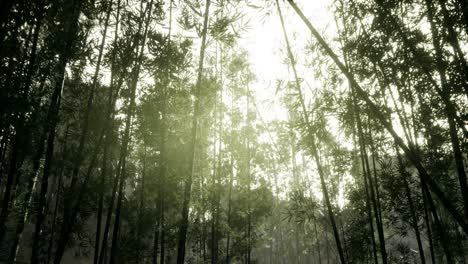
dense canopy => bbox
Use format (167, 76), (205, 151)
(0, 0), (467, 263)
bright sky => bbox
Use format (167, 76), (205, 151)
(235, 1), (353, 204)
(152, 0), (348, 203)
(241, 0), (335, 122)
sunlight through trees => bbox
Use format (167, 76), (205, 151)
(0, 0), (467, 263)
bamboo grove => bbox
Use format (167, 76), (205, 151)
(0, 0), (467, 263)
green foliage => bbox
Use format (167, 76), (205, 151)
(0, 0), (467, 263)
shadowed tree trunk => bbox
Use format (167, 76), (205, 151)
(423, 183), (454, 263)
(335, 4), (379, 262)
(422, 187), (437, 264)
(109, 1), (154, 262)
(211, 84), (219, 264)
(176, 1), (211, 263)
(356, 113), (387, 264)
(136, 143), (147, 263)
(287, 0), (468, 235)
(97, 74), (126, 264)
(52, 4), (130, 264)
(396, 147), (426, 264)
(30, 1), (84, 262)
(314, 220), (322, 264)
(423, 0), (468, 219)
(277, 1), (346, 263)
(225, 74), (235, 264)
(352, 120), (379, 264)
(44, 126), (69, 264)
(437, 0), (468, 92)
(0, 0), (44, 244)
(94, 2), (121, 263)
(157, 3), (173, 263)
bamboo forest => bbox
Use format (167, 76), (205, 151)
(2, 0), (468, 263)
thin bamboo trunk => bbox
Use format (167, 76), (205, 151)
(346, 98), (379, 264)
(424, 0), (468, 219)
(277, 1), (346, 263)
(422, 188), (437, 264)
(437, 0), (468, 96)
(157, 3), (172, 263)
(0, 3), (44, 242)
(93, 3), (122, 262)
(176, 1), (211, 263)
(423, 184), (454, 263)
(135, 143), (147, 263)
(314, 220), (322, 264)
(158, 86), (167, 264)
(367, 126), (383, 226)
(341, 18), (385, 261)
(356, 129), (379, 264)
(93, 3), (118, 263)
(279, 5), (345, 264)
(44, 127), (69, 264)
(96, 76), (125, 264)
(55, 49), (126, 264)
(396, 148), (426, 264)
(246, 85), (252, 264)
(67, 0), (113, 205)
(225, 77), (235, 264)
(287, 0), (468, 234)
(153, 218), (159, 264)
(356, 112), (388, 264)
(109, 1), (154, 262)
(214, 41), (224, 264)
(211, 83), (219, 264)
(30, 1), (84, 262)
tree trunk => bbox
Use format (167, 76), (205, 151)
(246, 85), (252, 264)
(396, 148), (426, 264)
(93, 2), (121, 263)
(277, 3), (347, 263)
(423, 183), (454, 263)
(376, 0), (467, 132)
(225, 76), (235, 264)
(53, 65), (124, 262)
(367, 125), (384, 225)
(437, 0), (468, 95)
(43, 126), (69, 264)
(211, 85), (219, 264)
(158, 84), (167, 264)
(157, 3), (173, 262)
(277, 1), (346, 263)
(422, 188), (437, 264)
(347, 95), (378, 264)
(94, 119), (111, 264)
(176, 1), (211, 263)
(136, 143), (147, 263)
(30, 1), (84, 262)
(314, 220), (322, 264)
(153, 218), (159, 264)
(287, 0), (468, 234)
(424, 0), (468, 219)
(109, 1), (154, 262)
(355, 128), (379, 264)
(356, 113), (387, 264)
(0, 3), (44, 242)
(344, 33), (388, 262)
(68, 0), (113, 203)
